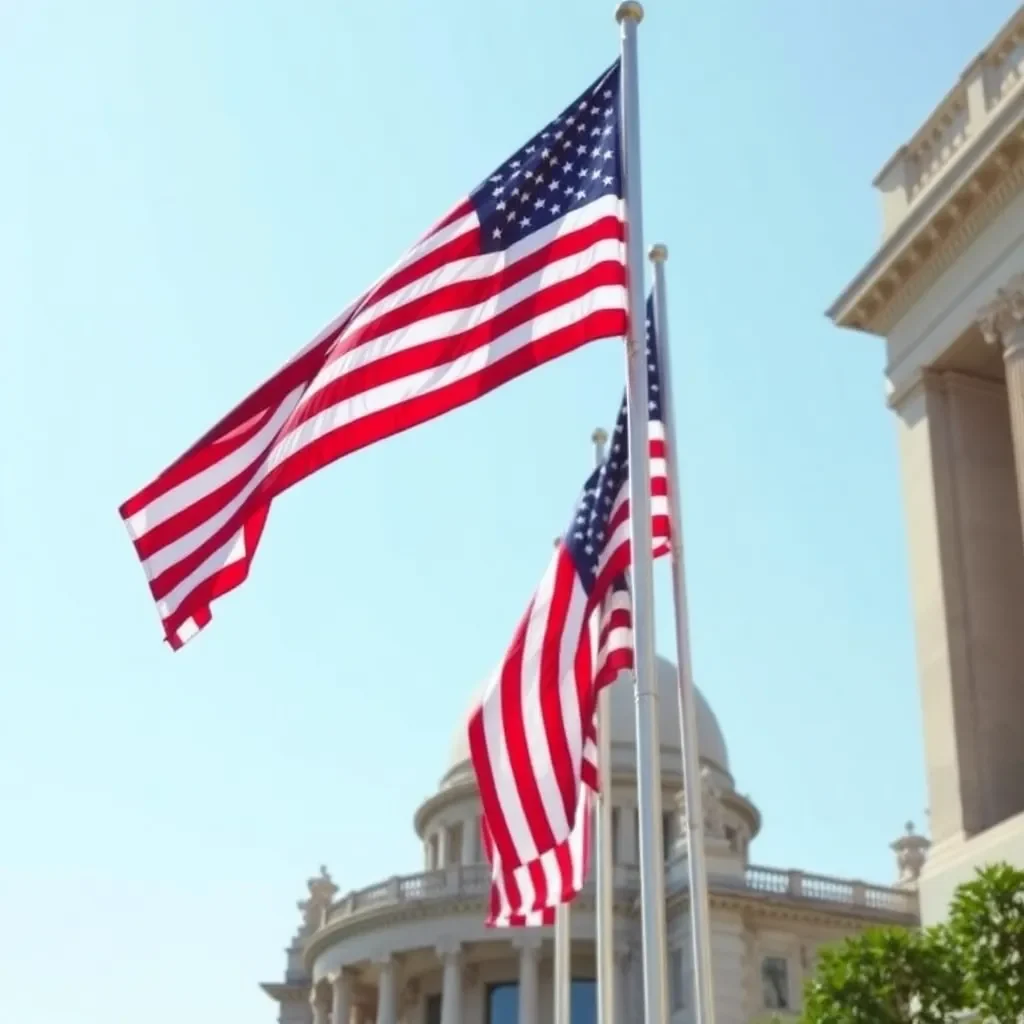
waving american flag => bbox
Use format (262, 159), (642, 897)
(472, 299), (669, 925)
(119, 61), (627, 648)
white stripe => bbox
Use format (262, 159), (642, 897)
(156, 524), (247, 618)
(300, 235), (625, 411)
(266, 283), (628, 477)
(130, 385), (306, 554)
(517, 563), (577, 850)
(346, 195), (622, 338)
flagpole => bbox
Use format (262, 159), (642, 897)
(554, 903), (572, 1024)
(592, 427), (616, 1024)
(649, 243), (717, 1024)
(616, 4), (669, 1024)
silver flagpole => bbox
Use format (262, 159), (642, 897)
(554, 902), (572, 1024)
(649, 244), (716, 1024)
(592, 428), (616, 1024)
(616, 4), (669, 1024)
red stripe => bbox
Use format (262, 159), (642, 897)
(537, 552), (581, 834)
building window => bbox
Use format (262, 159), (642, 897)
(762, 956), (790, 1010)
(428, 834), (439, 870)
(486, 980), (597, 1024)
(669, 947), (686, 1011)
(662, 811), (675, 861)
(611, 807), (620, 863)
(425, 994), (442, 1024)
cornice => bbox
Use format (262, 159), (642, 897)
(303, 876), (915, 969)
(829, 93), (1024, 337)
(260, 981), (308, 1003)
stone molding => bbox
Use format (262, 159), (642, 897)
(830, 116), (1024, 336)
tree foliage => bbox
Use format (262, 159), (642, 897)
(800, 861), (1024, 1024)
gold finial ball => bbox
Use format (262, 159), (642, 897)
(648, 243), (669, 263)
(615, 1), (644, 24)
(592, 427), (609, 445)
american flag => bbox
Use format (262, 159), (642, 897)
(471, 299), (669, 924)
(119, 61), (627, 649)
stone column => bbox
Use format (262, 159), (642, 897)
(513, 935), (541, 1024)
(331, 969), (353, 1024)
(614, 949), (632, 1024)
(375, 956), (398, 1024)
(460, 818), (477, 865)
(979, 273), (1024, 539)
(310, 984), (329, 1024)
(436, 940), (463, 1024)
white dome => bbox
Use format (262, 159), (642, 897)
(446, 655), (729, 778)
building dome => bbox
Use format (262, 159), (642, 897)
(445, 655), (730, 781)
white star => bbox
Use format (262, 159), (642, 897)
(577, 144), (588, 155)
(534, 174), (545, 186)
(534, 197), (545, 209)
(541, 148), (550, 159)
(550, 203), (561, 215)
(541, 131), (550, 139)
(511, 160), (521, 169)
(549, 156), (560, 167)
(603, 150), (613, 161)
(566, 115), (576, 126)
(578, 166), (589, 178)
(489, 173), (503, 182)
(575, 189), (586, 200)
(519, 192), (531, 204)
(496, 200), (507, 211)
(521, 216), (531, 227)
(603, 89), (612, 99)
(585, 544), (594, 555)
(578, 98), (588, 109)
(602, 126), (613, 137)
(548, 179), (559, 191)
(576, 122), (586, 133)
(604, 107), (613, 118)
(526, 145), (536, 154)
(525, 170), (534, 180)
(591, 168), (601, 179)
(564, 162), (574, 174)
(591, 126), (601, 137)
(591, 146), (602, 158)
(555, 130), (564, 140)
(563, 140), (573, 151)
(492, 186), (504, 196)
(507, 210), (517, 222)
(603, 174), (614, 186)
(564, 183), (575, 195)
(492, 227), (502, 239)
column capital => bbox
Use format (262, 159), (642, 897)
(330, 966), (353, 987)
(511, 933), (543, 954)
(978, 272), (1024, 352)
(435, 937), (462, 960)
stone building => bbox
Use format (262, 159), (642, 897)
(261, 658), (920, 1024)
(828, 4), (1024, 924)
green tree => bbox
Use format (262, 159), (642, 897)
(946, 862), (1024, 1023)
(800, 862), (1024, 1024)
(801, 927), (963, 1024)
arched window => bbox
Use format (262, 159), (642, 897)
(486, 980), (596, 1024)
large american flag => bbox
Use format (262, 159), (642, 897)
(119, 61), (627, 649)
(471, 300), (669, 925)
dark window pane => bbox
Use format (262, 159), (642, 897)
(570, 979), (596, 1024)
(425, 994), (442, 1024)
(487, 983), (518, 1024)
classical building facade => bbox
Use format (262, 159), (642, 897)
(828, 5), (1024, 927)
(262, 658), (921, 1024)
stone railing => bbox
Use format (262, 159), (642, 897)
(874, 10), (1024, 237)
(320, 859), (917, 929)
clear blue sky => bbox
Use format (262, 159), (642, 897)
(1, 1), (1017, 1021)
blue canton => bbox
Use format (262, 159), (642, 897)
(564, 295), (661, 592)
(470, 61), (622, 254)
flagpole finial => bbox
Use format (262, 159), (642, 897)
(591, 427), (608, 446)
(648, 243), (668, 263)
(615, 1), (644, 24)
